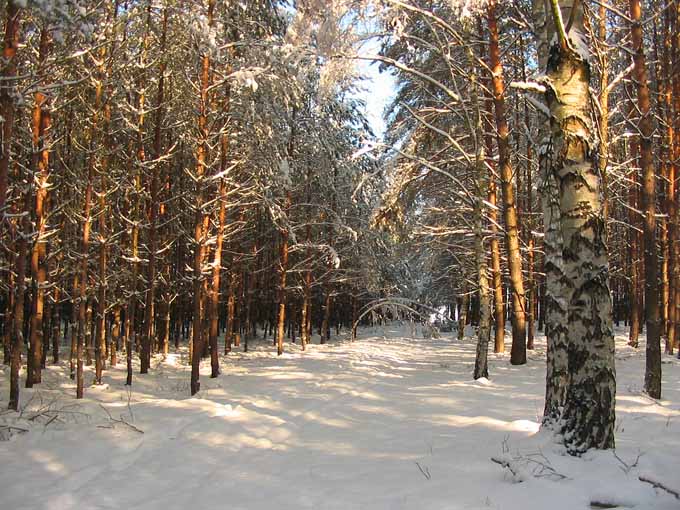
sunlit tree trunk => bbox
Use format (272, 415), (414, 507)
(26, 27), (51, 387)
(482, 103), (504, 353)
(671, 2), (680, 354)
(139, 2), (156, 375)
(224, 270), (236, 354)
(596, 3), (610, 222)
(0, 1), (20, 216)
(658, 9), (673, 353)
(626, 78), (642, 348)
(487, 0), (526, 364)
(544, 0), (616, 453)
(208, 176), (227, 377)
(1, 3), (20, 369)
(531, 0), (569, 425)
(190, 0), (215, 395)
(629, 0), (661, 398)
(95, 28), (114, 384)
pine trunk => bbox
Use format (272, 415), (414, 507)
(0, 1), (20, 214)
(629, 0), (661, 398)
(190, 0), (215, 395)
(26, 27), (50, 387)
(487, 0), (526, 364)
(8, 191), (29, 410)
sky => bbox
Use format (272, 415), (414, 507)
(354, 37), (398, 140)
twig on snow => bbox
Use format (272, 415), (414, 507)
(491, 456), (524, 482)
(612, 449), (642, 474)
(415, 461), (431, 480)
(99, 404), (144, 434)
(638, 475), (680, 500)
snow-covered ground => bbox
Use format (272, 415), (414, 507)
(1, 326), (679, 510)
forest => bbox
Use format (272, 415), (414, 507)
(1, 0), (679, 509)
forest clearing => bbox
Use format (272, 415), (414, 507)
(2, 0), (680, 508)
(1, 325), (679, 510)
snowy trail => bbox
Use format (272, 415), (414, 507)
(1, 326), (679, 510)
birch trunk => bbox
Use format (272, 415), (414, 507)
(544, 0), (616, 453)
(532, 0), (570, 427)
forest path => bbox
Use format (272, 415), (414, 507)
(1, 326), (679, 510)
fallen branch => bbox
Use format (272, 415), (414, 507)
(1, 425), (29, 433)
(491, 456), (525, 482)
(0, 425), (29, 441)
(415, 461), (431, 480)
(639, 475), (680, 500)
(524, 452), (569, 481)
(589, 502), (619, 509)
(612, 450), (642, 474)
(99, 404), (144, 434)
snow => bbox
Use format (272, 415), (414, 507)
(1, 325), (679, 510)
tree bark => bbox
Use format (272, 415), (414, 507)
(487, 0), (526, 364)
(8, 187), (28, 410)
(470, 55), (491, 380)
(0, 1), (20, 216)
(26, 27), (50, 387)
(190, 0), (215, 395)
(629, 0), (661, 398)
(208, 176), (227, 377)
(544, 0), (616, 453)
(277, 198), (291, 355)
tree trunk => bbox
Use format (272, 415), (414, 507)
(208, 176), (227, 377)
(659, 8), (674, 353)
(51, 287), (60, 363)
(190, 0), (215, 395)
(8, 189), (28, 410)
(95, 77), (111, 385)
(76, 166), (95, 397)
(484, 134), (504, 352)
(470, 56), (491, 380)
(111, 305), (120, 366)
(0, 1), (20, 215)
(126, 170), (141, 387)
(458, 287), (468, 340)
(224, 271), (236, 354)
(277, 207), (290, 355)
(629, 0), (661, 398)
(320, 287), (332, 344)
(671, 3), (680, 354)
(487, 0), (526, 364)
(141, 3), (167, 374)
(544, 0), (616, 453)
(26, 27), (50, 388)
